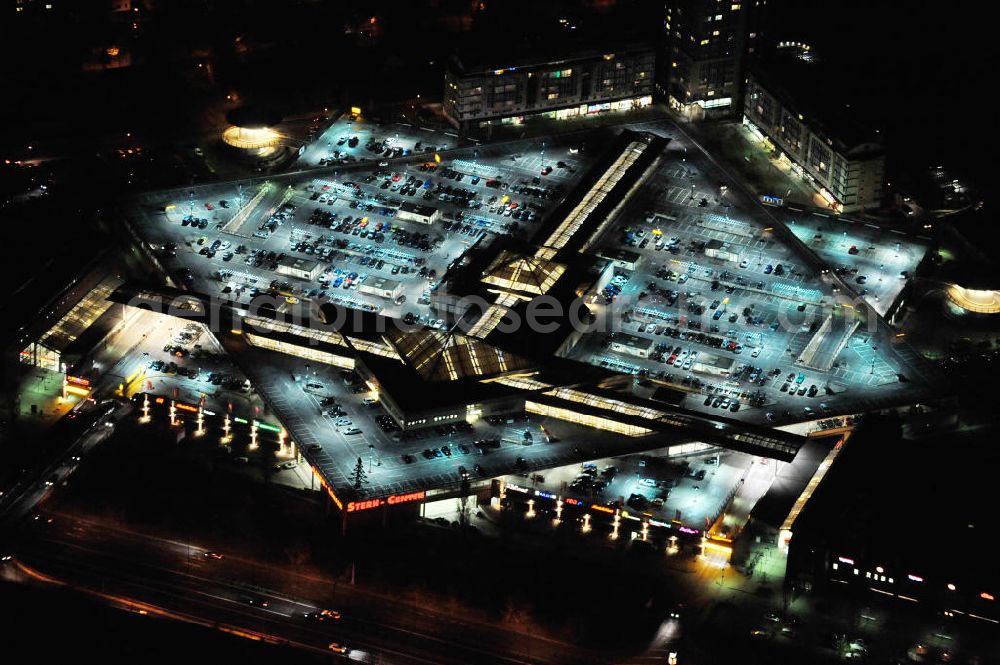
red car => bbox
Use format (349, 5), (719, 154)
(204, 202), (214, 210)
(541, 166), (553, 175)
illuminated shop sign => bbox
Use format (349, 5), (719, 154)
(505, 483), (530, 494)
(348, 499), (382, 512)
(63, 375), (93, 397)
(311, 467), (344, 511)
(563, 498), (582, 506)
(590, 504), (615, 514)
(388, 491), (426, 505)
(537, 491), (556, 499)
(254, 420), (282, 433)
(677, 526), (700, 535)
(346, 491), (426, 512)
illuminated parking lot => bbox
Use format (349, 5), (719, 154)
(782, 210), (930, 316)
(555, 126), (936, 427)
(120, 118), (936, 502)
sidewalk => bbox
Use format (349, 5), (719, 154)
(14, 367), (77, 428)
(696, 121), (819, 208)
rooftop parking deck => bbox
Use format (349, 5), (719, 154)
(554, 122), (936, 427)
(119, 119), (939, 502)
(127, 131), (591, 328)
(782, 210), (931, 316)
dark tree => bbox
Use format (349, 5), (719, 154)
(352, 456), (367, 489)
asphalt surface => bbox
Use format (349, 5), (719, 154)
(126, 128), (586, 325)
(10, 513), (619, 665)
(558, 119), (936, 425)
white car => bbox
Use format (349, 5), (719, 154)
(335, 418), (352, 427)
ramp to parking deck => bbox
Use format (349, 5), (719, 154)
(451, 159), (502, 179)
(221, 183), (272, 235)
(795, 314), (859, 372)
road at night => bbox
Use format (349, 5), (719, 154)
(9, 513), (613, 665)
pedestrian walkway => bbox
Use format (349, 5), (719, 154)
(15, 367), (77, 426)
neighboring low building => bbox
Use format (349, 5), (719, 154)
(18, 276), (124, 374)
(691, 352), (735, 377)
(610, 333), (654, 359)
(397, 202), (440, 225)
(357, 277), (403, 301)
(704, 239), (739, 262)
(742, 54), (885, 212)
(444, 42), (655, 131)
(276, 256), (322, 281)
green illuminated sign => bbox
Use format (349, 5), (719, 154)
(254, 420), (282, 433)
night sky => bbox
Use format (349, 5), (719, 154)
(769, 0), (990, 194)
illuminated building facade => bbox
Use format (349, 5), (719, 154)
(110, 131), (811, 513)
(944, 284), (1000, 317)
(443, 43), (656, 130)
(742, 64), (885, 212)
(17, 276), (124, 375)
(661, 0), (760, 118)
